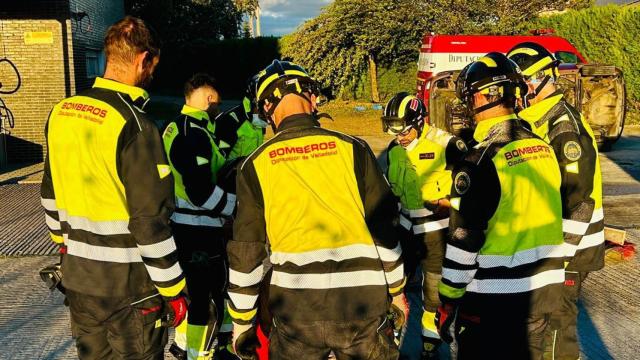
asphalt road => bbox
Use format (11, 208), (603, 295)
(0, 130), (639, 359)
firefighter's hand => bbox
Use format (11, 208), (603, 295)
(232, 323), (259, 360)
(435, 303), (457, 344)
(390, 293), (409, 330)
(426, 198), (450, 217)
(164, 294), (188, 327)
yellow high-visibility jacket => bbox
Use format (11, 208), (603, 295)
(227, 114), (405, 324)
(41, 77), (185, 298)
(439, 115), (564, 317)
(519, 91), (604, 272)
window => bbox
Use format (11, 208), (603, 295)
(85, 49), (105, 78)
(555, 51), (579, 64)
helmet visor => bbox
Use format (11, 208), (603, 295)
(382, 117), (409, 135)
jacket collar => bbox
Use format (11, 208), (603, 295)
(181, 104), (210, 122)
(275, 113), (318, 133)
(518, 91), (564, 125)
(93, 77), (149, 105)
(473, 114), (519, 143)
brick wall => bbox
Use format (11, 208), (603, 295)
(0, 19), (74, 163)
(69, 0), (125, 92)
(0, 0), (69, 20)
(0, 0), (124, 165)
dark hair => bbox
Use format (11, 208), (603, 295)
(104, 16), (160, 66)
(184, 73), (218, 98)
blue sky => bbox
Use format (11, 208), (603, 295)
(259, 0), (332, 37)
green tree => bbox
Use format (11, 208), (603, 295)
(126, 0), (242, 44)
(531, 5), (640, 107)
(281, 0), (593, 101)
(234, 0), (260, 37)
(282, 0), (428, 102)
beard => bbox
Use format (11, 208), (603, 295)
(135, 65), (154, 89)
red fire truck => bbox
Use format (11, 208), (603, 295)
(418, 30), (625, 149)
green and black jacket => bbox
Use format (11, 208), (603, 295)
(162, 105), (235, 228)
(386, 126), (467, 244)
(214, 104), (264, 161)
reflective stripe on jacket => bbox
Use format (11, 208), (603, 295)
(162, 105), (233, 227)
(439, 115), (564, 317)
(41, 77), (184, 298)
(387, 126), (467, 236)
(227, 114), (405, 324)
(519, 92), (604, 271)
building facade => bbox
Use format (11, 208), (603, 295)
(0, 0), (124, 166)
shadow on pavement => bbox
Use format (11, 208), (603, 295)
(602, 135), (640, 183)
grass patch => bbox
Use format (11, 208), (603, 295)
(626, 108), (640, 126)
(316, 101), (384, 136)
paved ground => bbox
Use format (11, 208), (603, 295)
(0, 129), (638, 359)
(0, 162), (43, 184)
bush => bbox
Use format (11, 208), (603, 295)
(340, 63), (418, 102)
(531, 5), (640, 110)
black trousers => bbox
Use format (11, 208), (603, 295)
(420, 230), (446, 312)
(455, 314), (549, 360)
(401, 229), (445, 312)
(66, 290), (167, 360)
(173, 223), (228, 342)
(269, 316), (399, 360)
(545, 271), (588, 360)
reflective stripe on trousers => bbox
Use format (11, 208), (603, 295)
(171, 212), (224, 227)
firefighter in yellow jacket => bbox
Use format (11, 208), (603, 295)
(437, 53), (565, 359)
(382, 92), (467, 359)
(226, 60), (408, 360)
(508, 42), (604, 360)
(40, 17), (187, 359)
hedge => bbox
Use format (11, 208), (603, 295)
(337, 63), (417, 102)
(147, 5), (639, 113)
(531, 5), (640, 108)
(341, 5), (640, 108)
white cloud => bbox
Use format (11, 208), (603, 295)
(262, 10), (284, 18)
(257, 0), (332, 36)
(261, 0), (290, 8)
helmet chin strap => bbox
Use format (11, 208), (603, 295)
(472, 99), (505, 115)
(266, 91), (322, 131)
(524, 75), (552, 107)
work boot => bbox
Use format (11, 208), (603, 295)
(169, 342), (187, 360)
(213, 333), (238, 360)
(421, 337), (441, 360)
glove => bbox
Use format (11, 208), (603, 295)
(232, 323), (259, 360)
(435, 303), (457, 344)
(39, 263), (64, 292)
(390, 293), (409, 329)
(389, 293), (410, 345)
(164, 295), (188, 328)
